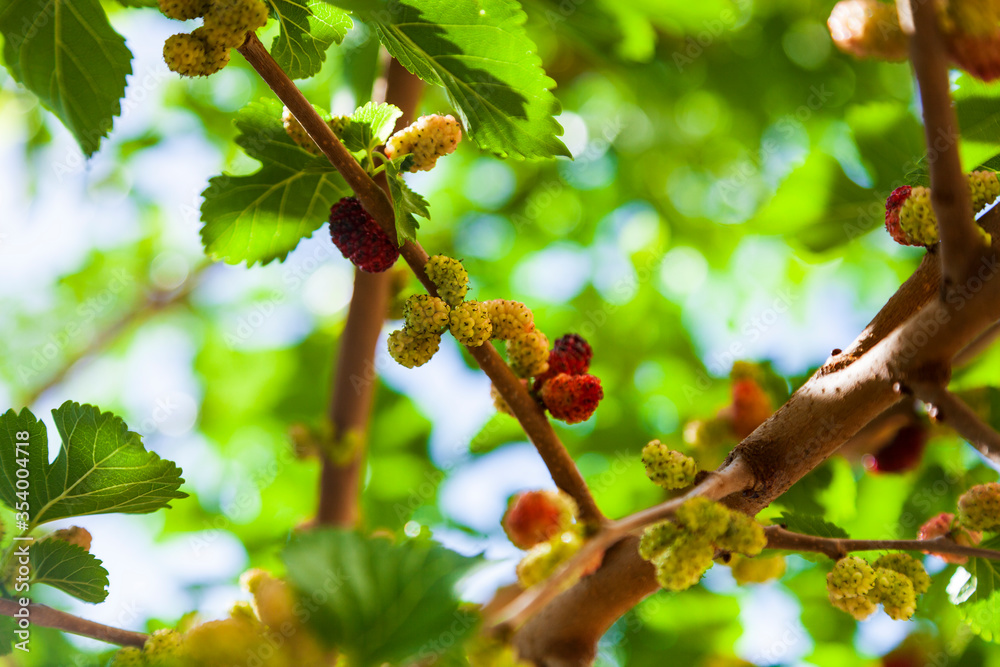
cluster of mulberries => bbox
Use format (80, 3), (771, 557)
(386, 256), (486, 368)
(885, 171), (999, 246)
(110, 570), (329, 666)
(918, 511), (982, 564)
(638, 497), (767, 592)
(531, 333), (603, 424)
(281, 107), (351, 156)
(826, 553), (928, 621)
(641, 440), (698, 490)
(329, 196), (400, 273)
(160, 0), (268, 77)
(385, 114), (463, 172)
(826, 0), (908, 61)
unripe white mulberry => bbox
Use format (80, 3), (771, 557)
(715, 512), (767, 557)
(425, 255), (469, 306)
(507, 330), (550, 378)
(404, 294), (451, 335)
(653, 534), (715, 591)
(388, 327), (441, 368)
(109, 647), (145, 666)
(675, 497), (730, 540)
(827, 556), (876, 599)
(516, 530), (583, 588)
(873, 553), (930, 595)
(870, 567), (917, 620)
(729, 554), (786, 585)
(639, 521), (679, 561)
(144, 628), (186, 666)
(641, 440), (697, 490)
(203, 0), (269, 49)
(959, 482), (1000, 531)
(385, 114), (462, 172)
(449, 301), (493, 346)
(828, 590), (877, 620)
(485, 299), (535, 339)
(159, 0), (209, 20)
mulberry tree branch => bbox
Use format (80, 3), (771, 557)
(764, 525), (1000, 562)
(317, 58), (424, 527)
(906, 0), (982, 287)
(236, 33), (603, 523)
(0, 598), (147, 648)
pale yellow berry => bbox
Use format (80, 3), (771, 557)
(959, 482), (1000, 532)
(516, 530), (584, 588)
(449, 300), (493, 346)
(425, 255), (469, 306)
(507, 330), (550, 378)
(675, 497), (730, 540)
(715, 512), (767, 557)
(404, 294), (451, 335)
(388, 327), (441, 368)
(870, 567), (917, 620)
(873, 553), (930, 595)
(485, 299), (535, 340)
(385, 114), (462, 172)
(729, 554), (786, 585)
(653, 534), (715, 591)
(641, 440), (697, 490)
(638, 521), (679, 562)
(828, 589), (878, 620)
(827, 556), (877, 599)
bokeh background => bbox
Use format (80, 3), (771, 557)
(4, 0), (1000, 665)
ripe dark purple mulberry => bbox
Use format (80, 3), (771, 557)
(329, 197), (399, 273)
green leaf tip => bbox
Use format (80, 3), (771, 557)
(0, 401), (187, 527)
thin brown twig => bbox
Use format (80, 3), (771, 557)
(953, 318), (1000, 366)
(0, 598), (147, 648)
(20, 268), (206, 406)
(317, 59), (425, 527)
(236, 33), (603, 523)
(912, 384), (1000, 467)
(906, 0), (982, 287)
(490, 458), (753, 631)
(765, 524), (1000, 561)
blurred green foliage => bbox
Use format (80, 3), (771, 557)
(5, 0), (1000, 664)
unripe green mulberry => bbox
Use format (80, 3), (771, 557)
(404, 294), (451, 335)
(282, 107), (321, 156)
(959, 482), (1000, 531)
(729, 554), (786, 585)
(387, 327), (441, 368)
(159, 0), (209, 20)
(385, 114), (463, 172)
(675, 497), (730, 540)
(827, 556), (876, 599)
(516, 530), (583, 588)
(828, 590), (877, 620)
(639, 521), (679, 561)
(653, 534), (715, 591)
(449, 300), (493, 346)
(144, 628), (186, 666)
(425, 255), (469, 306)
(485, 299), (535, 340)
(968, 170), (1000, 211)
(898, 186), (938, 246)
(507, 330), (550, 378)
(110, 647), (146, 666)
(164, 33), (210, 77)
(870, 567), (917, 620)
(715, 512), (767, 557)
(328, 115), (351, 137)
(641, 440), (697, 490)
(873, 553), (930, 595)
(203, 0), (269, 49)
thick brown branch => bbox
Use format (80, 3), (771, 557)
(0, 598), (147, 648)
(765, 525), (1000, 562)
(513, 208), (1000, 665)
(236, 34), (602, 523)
(317, 59), (425, 527)
(954, 318), (1000, 366)
(913, 385), (1000, 467)
(907, 0), (981, 286)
